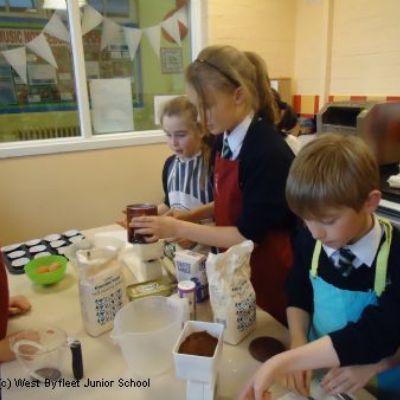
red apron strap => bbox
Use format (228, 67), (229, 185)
(0, 252), (10, 339)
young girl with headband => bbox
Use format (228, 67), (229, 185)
(131, 45), (297, 323)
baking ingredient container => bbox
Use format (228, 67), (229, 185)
(111, 296), (184, 376)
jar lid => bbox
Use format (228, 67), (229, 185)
(50, 240), (66, 249)
(25, 239), (41, 247)
(29, 245), (47, 254)
(44, 233), (61, 242)
(177, 280), (196, 292)
(8, 250), (26, 259)
(1, 243), (22, 253)
(11, 257), (30, 268)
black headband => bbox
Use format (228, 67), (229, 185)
(195, 58), (240, 87)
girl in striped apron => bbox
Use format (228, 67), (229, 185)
(158, 96), (213, 256)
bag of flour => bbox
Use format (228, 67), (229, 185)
(76, 247), (127, 337)
(206, 240), (256, 344)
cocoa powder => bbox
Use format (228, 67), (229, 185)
(178, 331), (218, 357)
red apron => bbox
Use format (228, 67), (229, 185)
(214, 153), (293, 325)
(0, 252), (9, 339)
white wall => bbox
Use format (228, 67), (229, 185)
(294, 0), (400, 98)
(206, 0), (296, 79)
(330, 0), (400, 95)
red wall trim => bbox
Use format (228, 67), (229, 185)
(293, 95), (301, 114)
(350, 95), (367, 102)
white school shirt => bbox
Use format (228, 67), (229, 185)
(223, 113), (253, 160)
(323, 215), (383, 269)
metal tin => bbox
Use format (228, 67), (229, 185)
(126, 279), (175, 301)
(177, 280), (196, 320)
(126, 203), (157, 244)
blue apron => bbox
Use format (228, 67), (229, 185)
(309, 217), (400, 398)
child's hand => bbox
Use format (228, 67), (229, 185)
(322, 365), (379, 395)
(9, 295), (31, 316)
(238, 362), (276, 400)
(130, 216), (180, 242)
(282, 336), (311, 396)
(282, 370), (312, 397)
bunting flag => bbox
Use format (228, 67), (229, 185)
(26, 32), (58, 69)
(175, 5), (188, 29)
(44, 12), (70, 42)
(1, 47), (27, 84)
(162, 13), (181, 46)
(0, 4), (189, 74)
(144, 25), (161, 58)
(123, 27), (142, 60)
(81, 4), (103, 36)
(101, 17), (121, 50)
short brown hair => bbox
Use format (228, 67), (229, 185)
(286, 133), (380, 218)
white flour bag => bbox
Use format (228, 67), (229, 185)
(206, 240), (256, 344)
(76, 247), (127, 337)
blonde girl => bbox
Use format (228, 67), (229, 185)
(158, 95), (213, 215)
(132, 45), (297, 323)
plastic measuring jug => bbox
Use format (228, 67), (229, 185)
(111, 296), (185, 377)
(10, 326), (67, 381)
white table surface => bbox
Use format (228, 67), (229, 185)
(1, 225), (376, 400)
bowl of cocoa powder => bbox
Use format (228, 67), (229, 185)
(173, 321), (224, 383)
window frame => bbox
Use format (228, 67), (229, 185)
(0, 0), (205, 159)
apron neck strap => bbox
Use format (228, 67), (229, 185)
(374, 217), (392, 296)
(310, 216), (393, 295)
(311, 240), (322, 277)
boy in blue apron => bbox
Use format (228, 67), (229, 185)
(240, 134), (400, 400)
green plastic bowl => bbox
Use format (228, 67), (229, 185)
(24, 255), (67, 285)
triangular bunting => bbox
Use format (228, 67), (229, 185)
(44, 12), (70, 42)
(144, 25), (161, 58)
(175, 5), (188, 28)
(1, 47), (27, 84)
(101, 17), (121, 50)
(123, 27), (142, 60)
(81, 4), (103, 36)
(26, 33), (58, 69)
(162, 13), (181, 46)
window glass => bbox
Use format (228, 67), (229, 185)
(9, 0), (34, 8)
(85, 0), (191, 133)
(0, 6), (79, 142)
(87, 0), (103, 14)
(0, 0), (192, 142)
(106, 0), (129, 17)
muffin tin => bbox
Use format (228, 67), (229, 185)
(1, 230), (85, 274)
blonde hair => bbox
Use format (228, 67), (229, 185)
(160, 96), (212, 187)
(185, 45), (278, 125)
(159, 96), (199, 131)
(286, 133), (379, 218)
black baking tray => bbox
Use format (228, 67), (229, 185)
(1, 230), (85, 275)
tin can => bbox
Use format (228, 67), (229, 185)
(177, 280), (196, 320)
(126, 203), (157, 244)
